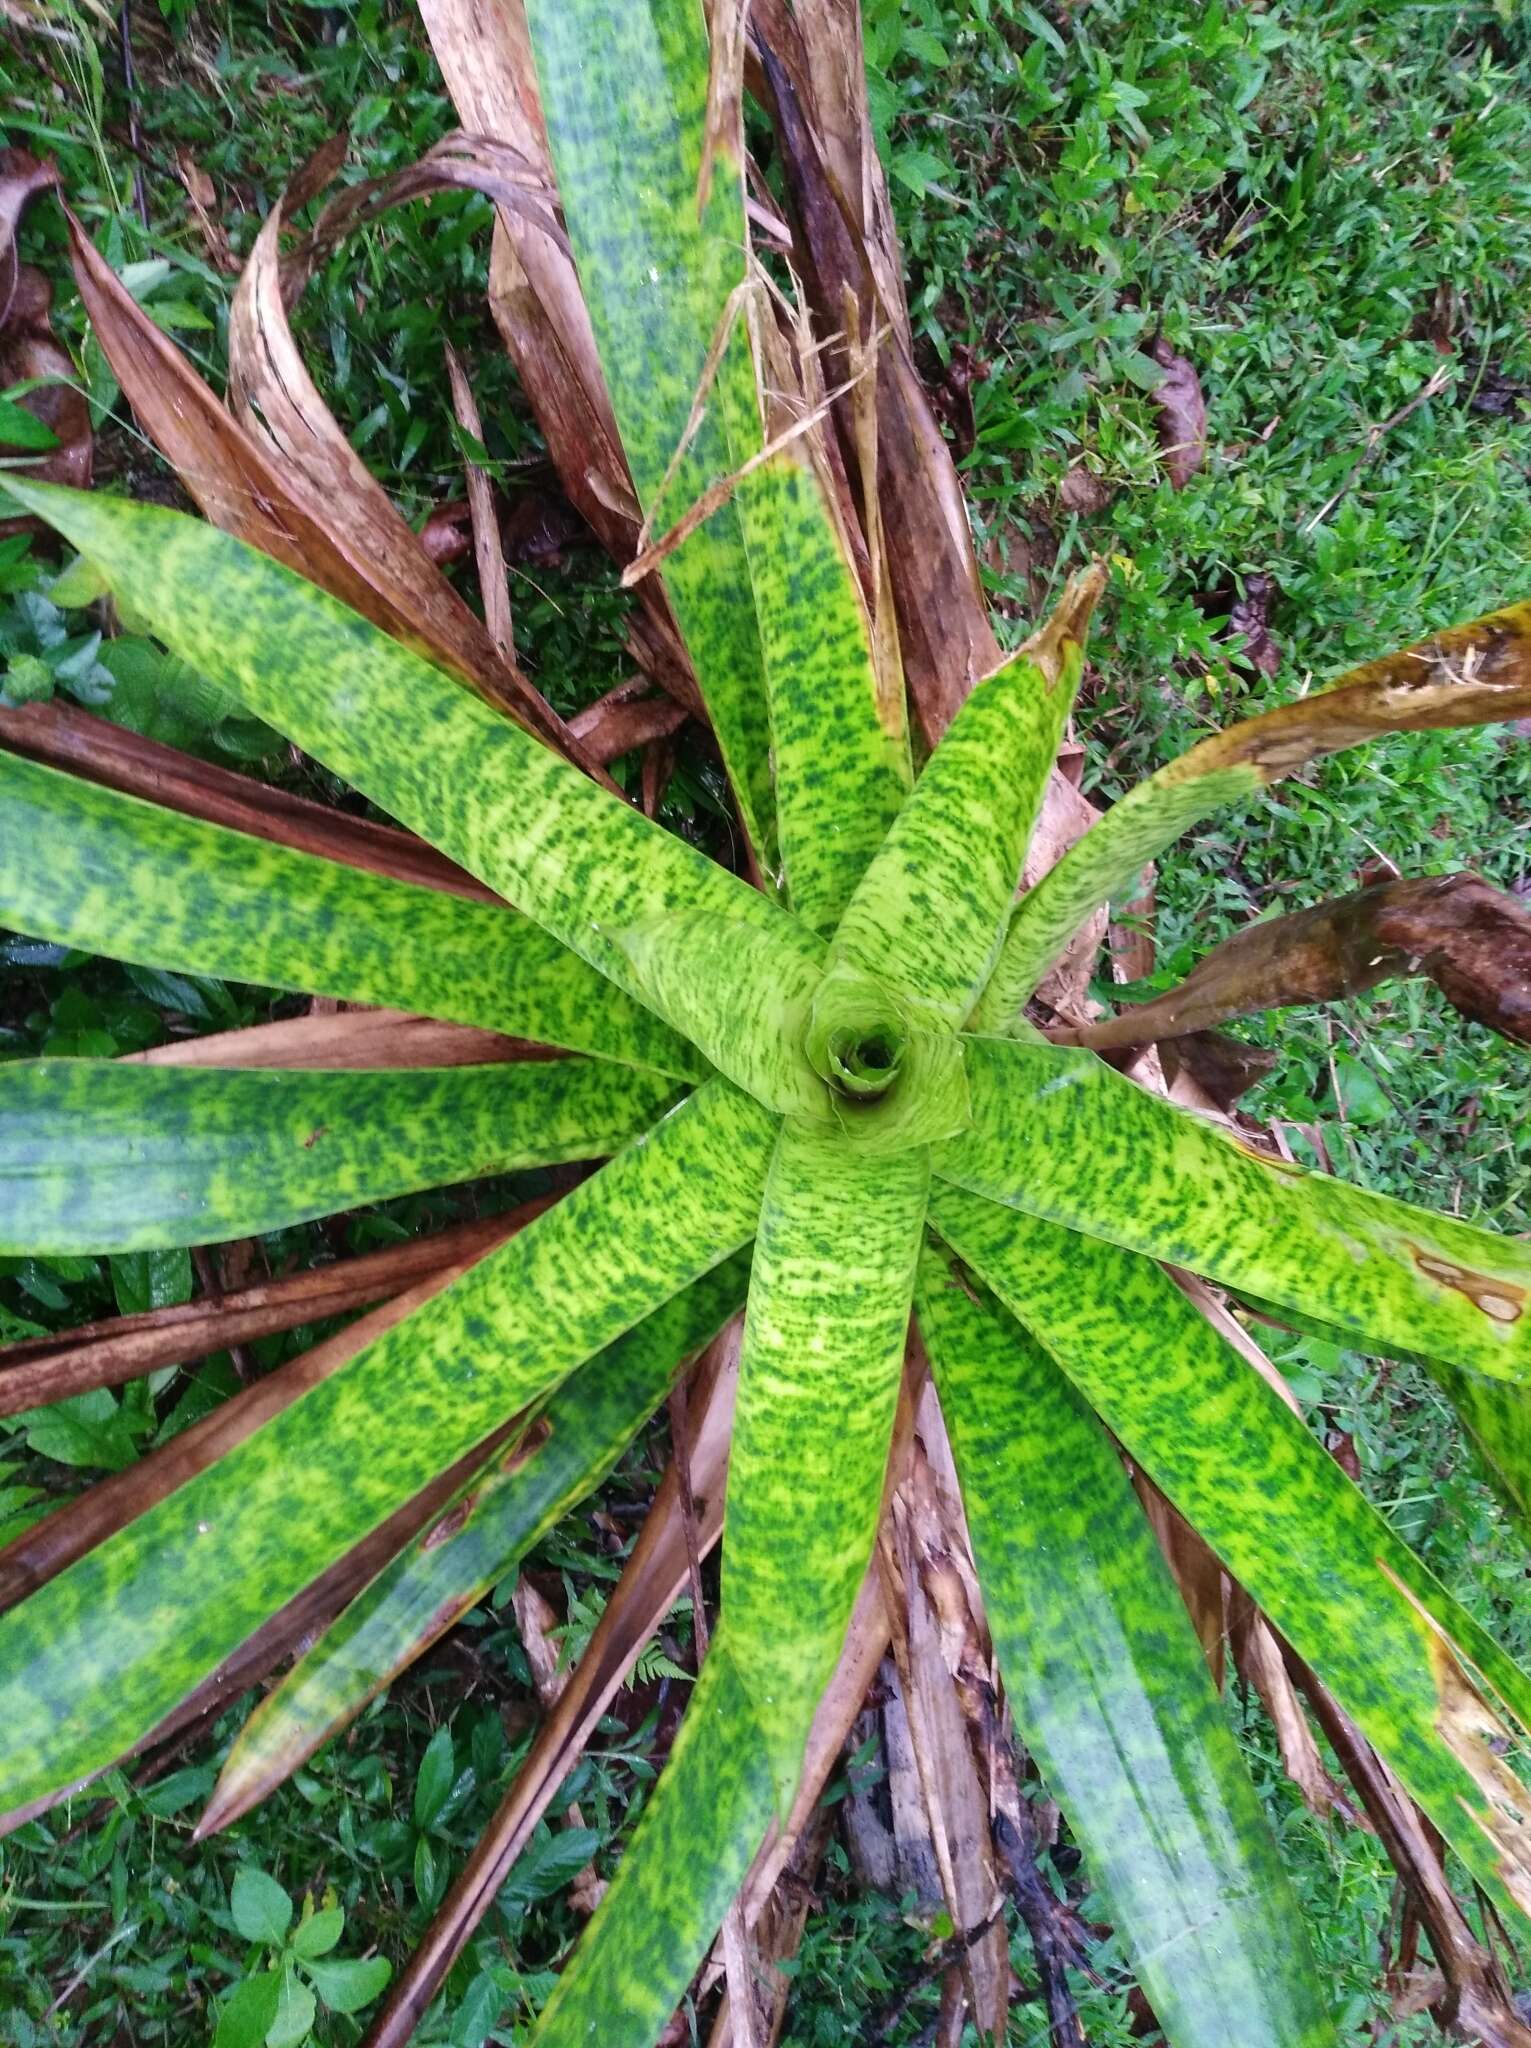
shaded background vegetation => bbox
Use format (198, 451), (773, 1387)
(2, 0), (1530, 2039)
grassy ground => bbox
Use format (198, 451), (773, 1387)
(2, 0), (1531, 2041)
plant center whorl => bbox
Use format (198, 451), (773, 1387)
(805, 963), (909, 1107)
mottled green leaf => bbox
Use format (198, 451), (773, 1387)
(725, 1120), (925, 1810)
(0, 748), (696, 1075)
(1239, 1290), (1531, 1547)
(980, 597), (1531, 1022)
(740, 452), (909, 932)
(832, 594), (1093, 1031)
(0, 1079), (775, 1813)
(916, 1241), (1337, 2048)
(0, 1057), (674, 1254)
(937, 1036), (1531, 1384)
(203, 1252), (748, 1832)
(525, 0), (909, 923)
(930, 1189), (1531, 1927)
(0, 479), (818, 1109)
(529, 1636), (774, 2048)
(522, 0), (776, 866)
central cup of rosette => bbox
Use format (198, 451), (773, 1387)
(805, 962), (970, 1152)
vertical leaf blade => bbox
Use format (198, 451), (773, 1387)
(724, 1119), (926, 1809)
(917, 1242), (1337, 2048)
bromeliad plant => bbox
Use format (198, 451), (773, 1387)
(5, 3), (1531, 2043)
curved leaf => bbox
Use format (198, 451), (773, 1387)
(0, 1057), (672, 1254)
(0, 748), (695, 1075)
(980, 598), (1531, 1021)
(937, 1035), (1531, 1384)
(930, 1189), (1531, 1930)
(201, 1250), (750, 1833)
(917, 1241), (1336, 2048)
(725, 1118), (925, 1811)
(1236, 1289), (1531, 1547)
(0, 479), (822, 1113)
(529, 1633), (774, 2048)
(832, 570), (1101, 1030)
(0, 1078), (775, 1812)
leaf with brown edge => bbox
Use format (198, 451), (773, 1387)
(0, 698), (493, 899)
(1149, 335), (1207, 491)
(121, 1009), (563, 1072)
(983, 596), (1531, 1020)
(1067, 872), (1531, 1054)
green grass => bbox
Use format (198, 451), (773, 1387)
(2, 0), (1530, 2040)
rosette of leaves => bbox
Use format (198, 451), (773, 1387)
(3, 5), (1531, 2046)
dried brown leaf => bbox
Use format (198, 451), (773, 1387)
(568, 676), (690, 767)
(1226, 571), (1281, 677)
(173, 149), (237, 275)
(0, 1210), (526, 1418)
(444, 342), (514, 661)
(419, 0), (702, 713)
(1057, 465), (1115, 517)
(1290, 1648), (1531, 2046)
(0, 1206), (548, 1613)
(123, 1008), (557, 1072)
(0, 698), (496, 900)
(1148, 336), (1207, 491)
(225, 139), (601, 770)
(0, 152), (90, 511)
(1072, 872), (1531, 1053)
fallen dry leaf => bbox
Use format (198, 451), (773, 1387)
(1148, 335), (1207, 491)
(1226, 570), (1281, 676)
(1057, 464), (1115, 517)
